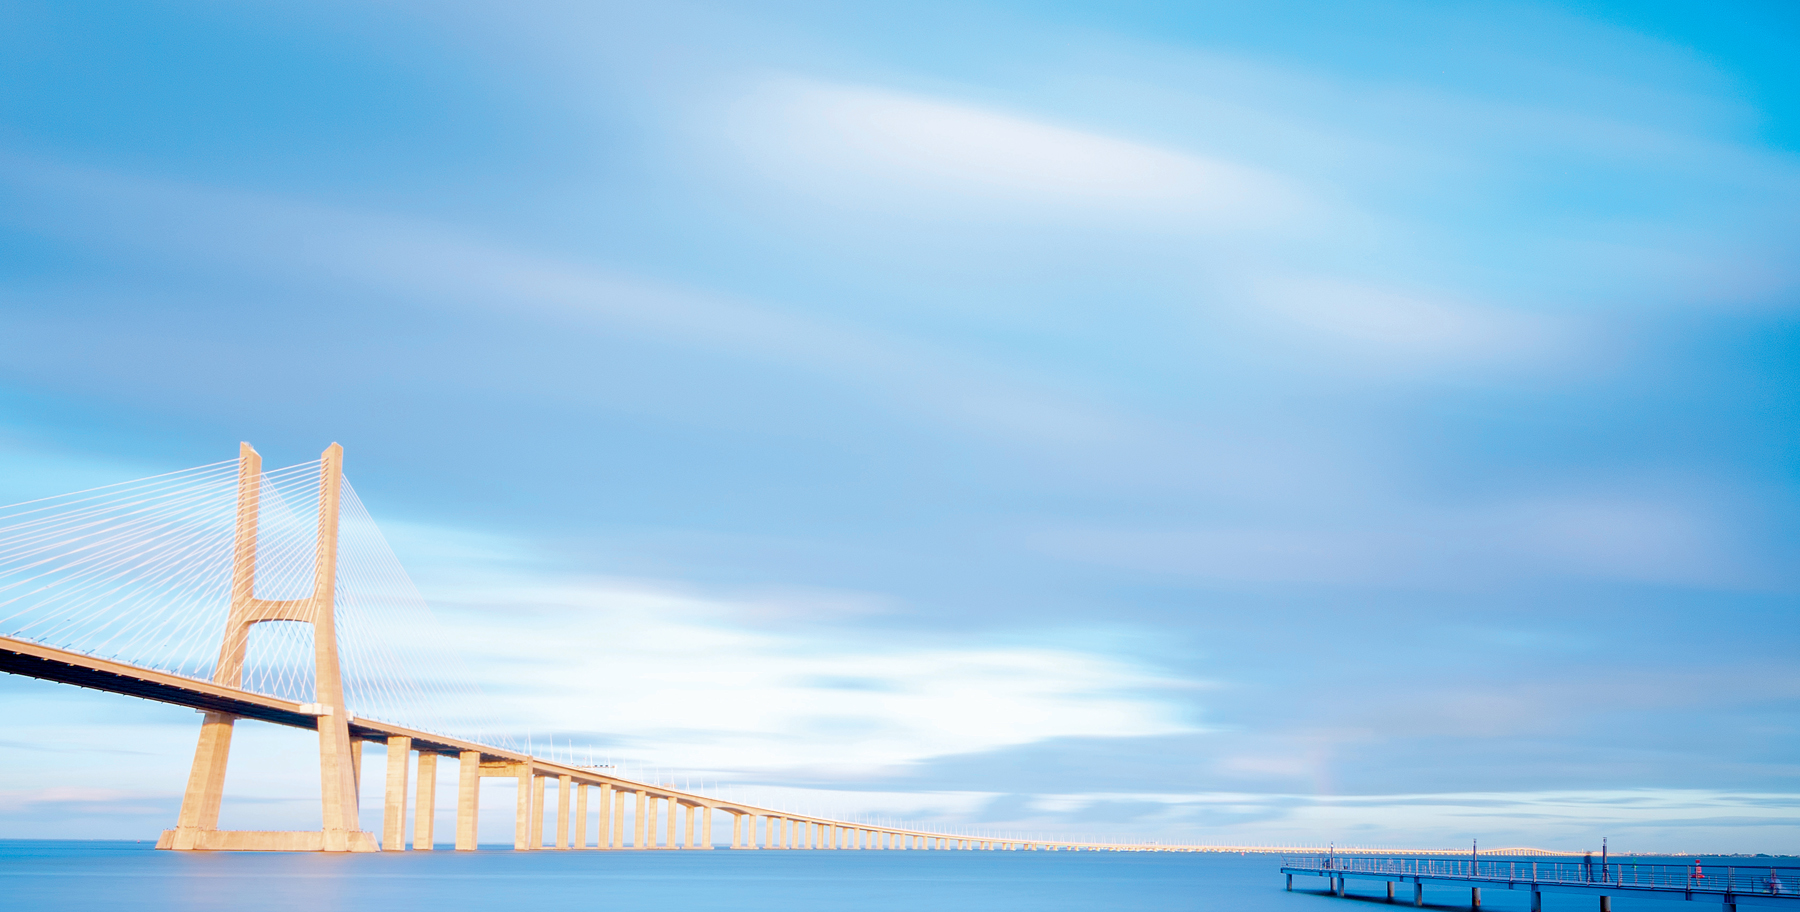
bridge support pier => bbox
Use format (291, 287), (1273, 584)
(383, 737), (411, 851)
(1389, 881), (1396, 903)
(640, 791), (655, 849)
(414, 752), (437, 850)
(513, 766), (533, 850)
(1416, 883), (1424, 906)
(557, 775), (572, 849)
(157, 444), (376, 853)
(600, 784), (614, 848)
(574, 782), (587, 849)
(163, 711), (236, 850)
(1531, 891), (1542, 912)
(456, 751), (480, 850)
(608, 786), (621, 848)
(1601, 899), (1610, 912)
(1473, 887), (1482, 909)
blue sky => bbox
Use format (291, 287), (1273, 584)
(2, 0), (1798, 850)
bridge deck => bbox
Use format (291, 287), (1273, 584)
(1284, 856), (1800, 909)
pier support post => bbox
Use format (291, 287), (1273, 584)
(414, 752), (437, 850)
(574, 783), (587, 849)
(702, 806), (712, 849)
(456, 751), (480, 850)
(1531, 892), (1542, 912)
(382, 737), (411, 851)
(635, 792), (647, 848)
(513, 765), (533, 850)
(1416, 883), (1424, 907)
(648, 795), (661, 848)
(1389, 882), (1396, 902)
(599, 784), (613, 848)
(556, 775), (572, 849)
(1473, 887), (1482, 909)
(609, 785), (622, 848)
(1287, 874), (1293, 891)
(1600, 899), (1610, 912)
(167, 712), (235, 849)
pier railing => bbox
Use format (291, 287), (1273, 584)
(1284, 855), (1800, 897)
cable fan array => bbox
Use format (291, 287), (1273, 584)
(0, 456), (501, 748)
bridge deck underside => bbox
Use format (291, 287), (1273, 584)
(0, 637), (479, 757)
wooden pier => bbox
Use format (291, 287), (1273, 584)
(1282, 854), (1800, 912)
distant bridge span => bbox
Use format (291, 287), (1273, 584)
(0, 442), (1564, 855)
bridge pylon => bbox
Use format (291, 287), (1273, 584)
(157, 442), (378, 852)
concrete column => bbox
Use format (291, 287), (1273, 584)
(1472, 887), (1482, 909)
(1288, 874), (1294, 891)
(1531, 892), (1542, 912)
(680, 802), (692, 849)
(599, 784), (613, 848)
(534, 775), (549, 848)
(749, 815), (761, 849)
(701, 805), (713, 849)
(556, 775), (572, 849)
(513, 765), (533, 850)
(382, 737), (411, 851)
(168, 712), (236, 849)
(1416, 883), (1424, 907)
(1388, 882), (1396, 903)
(350, 737), (365, 801)
(574, 783), (588, 849)
(1600, 899), (1611, 912)
(610, 785), (623, 848)
(635, 792), (647, 848)
(665, 797), (679, 849)
(414, 752), (437, 850)
(646, 794), (660, 848)
(732, 812), (742, 848)
(456, 751), (480, 851)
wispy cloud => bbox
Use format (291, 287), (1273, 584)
(425, 572), (1198, 775)
(735, 77), (1312, 227)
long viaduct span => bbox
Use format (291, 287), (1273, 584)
(0, 442), (1539, 855)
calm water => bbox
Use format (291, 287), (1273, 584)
(0, 842), (1777, 912)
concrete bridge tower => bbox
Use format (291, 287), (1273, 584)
(158, 443), (377, 852)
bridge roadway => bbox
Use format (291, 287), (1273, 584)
(3, 632), (1240, 853)
(1283, 854), (1800, 912)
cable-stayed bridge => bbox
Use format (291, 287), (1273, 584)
(0, 442), (1535, 855)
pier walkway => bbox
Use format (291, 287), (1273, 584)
(1282, 855), (1800, 912)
